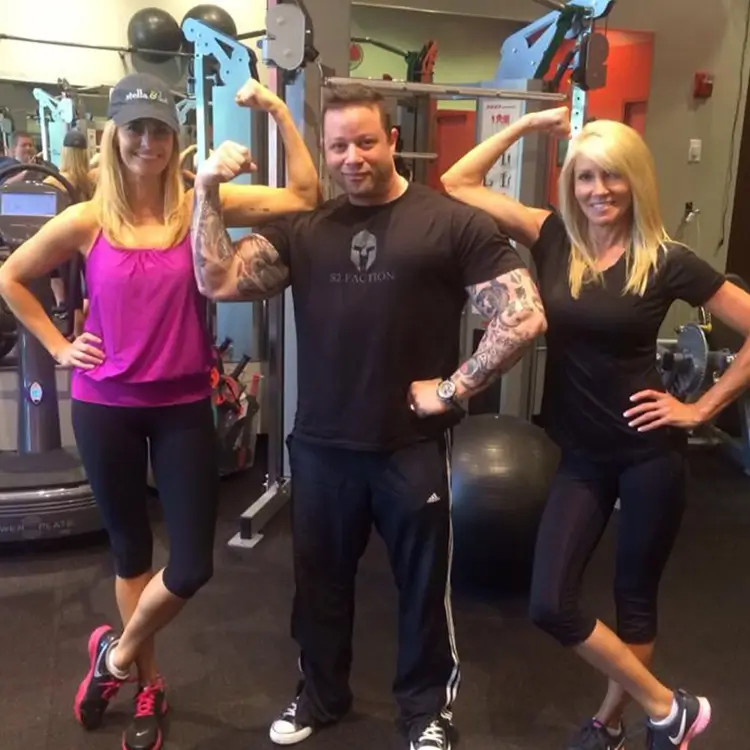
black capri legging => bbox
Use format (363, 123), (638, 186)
(529, 449), (687, 647)
(72, 397), (220, 600)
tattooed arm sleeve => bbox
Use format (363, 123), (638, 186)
(451, 268), (547, 399)
(191, 182), (291, 301)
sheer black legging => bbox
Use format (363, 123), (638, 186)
(529, 450), (687, 646)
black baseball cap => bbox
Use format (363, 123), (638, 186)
(63, 129), (87, 148)
(108, 73), (180, 133)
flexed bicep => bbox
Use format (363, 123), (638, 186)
(191, 182), (289, 301)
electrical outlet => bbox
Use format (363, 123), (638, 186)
(688, 139), (702, 163)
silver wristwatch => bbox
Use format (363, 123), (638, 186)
(436, 379), (464, 411)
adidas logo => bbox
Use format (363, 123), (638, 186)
(427, 492), (441, 504)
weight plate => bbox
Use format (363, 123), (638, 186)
(671, 322), (708, 400)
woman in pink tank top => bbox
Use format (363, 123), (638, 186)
(0, 71), (319, 750)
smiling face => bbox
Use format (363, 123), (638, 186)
(323, 104), (399, 204)
(117, 118), (174, 177)
(573, 154), (633, 229)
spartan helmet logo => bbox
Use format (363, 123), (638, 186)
(350, 230), (377, 272)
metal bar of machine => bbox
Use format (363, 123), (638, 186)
(322, 76), (568, 102)
(397, 151), (438, 160)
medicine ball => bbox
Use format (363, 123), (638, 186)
(127, 7), (183, 64)
(181, 4), (237, 52)
(450, 414), (560, 598)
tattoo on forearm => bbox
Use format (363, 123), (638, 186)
(191, 184), (234, 291)
(191, 185), (289, 299)
(455, 270), (545, 394)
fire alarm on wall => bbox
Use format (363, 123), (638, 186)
(693, 72), (714, 99)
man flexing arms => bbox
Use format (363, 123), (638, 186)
(191, 83), (546, 750)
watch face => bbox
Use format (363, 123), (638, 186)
(437, 380), (456, 400)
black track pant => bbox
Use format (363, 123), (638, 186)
(72, 398), (220, 600)
(529, 449), (687, 647)
(288, 434), (460, 741)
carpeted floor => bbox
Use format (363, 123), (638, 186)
(0, 442), (748, 750)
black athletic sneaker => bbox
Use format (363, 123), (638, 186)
(411, 718), (451, 750)
(567, 719), (626, 750)
(269, 698), (314, 745)
(646, 690), (711, 750)
(122, 677), (168, 750)
(73, 624), (128, 730)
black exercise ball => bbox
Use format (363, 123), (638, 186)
(181, 4), (237, 51)
(127, 7), (183, 64)
(450, 414), (560, 598)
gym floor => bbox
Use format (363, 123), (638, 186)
(1, 443), (749, 750)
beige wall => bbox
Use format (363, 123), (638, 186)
(353, 0), (750, 333)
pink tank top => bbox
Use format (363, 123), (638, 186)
(71, 230), (214, 407)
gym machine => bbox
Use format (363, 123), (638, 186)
(32, 88), (76, 168)
(0, 163), (99, 542)
(220, 0), (354, 549)
(0, 109), (12, 155)
(349, 37), (438, 83)
(656, 277), (750, 475)
(498, 0), (614, 136)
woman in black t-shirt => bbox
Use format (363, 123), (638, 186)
(442, 110), (750, 750)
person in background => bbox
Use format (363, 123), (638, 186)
(43, 128), (98, 314)
(0, 71), (319, 750)
(441, 107), (750, 750)
(43, 128), (97, 201)
(0, 131), (37, 183)
(189, 82), (547, 750)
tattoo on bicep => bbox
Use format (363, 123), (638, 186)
(467, 271), (543, 326)
(234, 235), (289, 297)
(457, 270), (544, 389)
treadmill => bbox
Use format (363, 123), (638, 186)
(0, 163), (100, 542)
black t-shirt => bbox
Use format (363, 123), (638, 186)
(532, 212), (726, 460)
(259, 183), (525, 451)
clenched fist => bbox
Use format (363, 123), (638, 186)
(195, 141), (256, 187)
(235, 78), (284, 112)
(528, 106), (571, 139)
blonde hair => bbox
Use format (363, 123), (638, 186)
(59, 145), (95, 201)
(91, 120), (188, 247)
(558, 119), (672, 299)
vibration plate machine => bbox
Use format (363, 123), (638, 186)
(0, 163), (100, 542)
